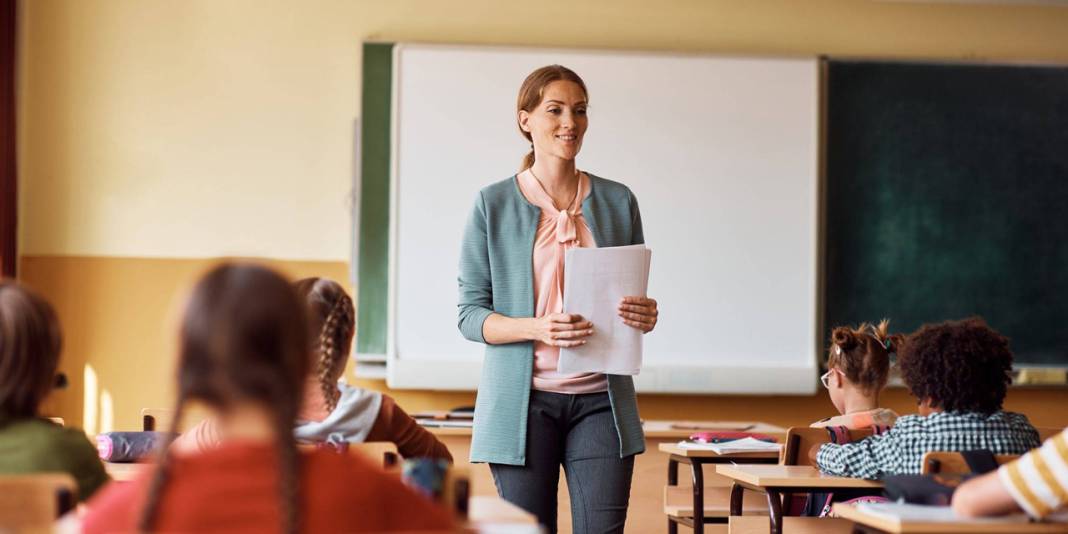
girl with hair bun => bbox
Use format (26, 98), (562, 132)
(811, 320), (901, 430)
(173, 277), (451, 461)
(82, 264), (453, 533)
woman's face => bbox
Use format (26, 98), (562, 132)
(519, 80), (588, 164)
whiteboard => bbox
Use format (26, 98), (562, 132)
(387, 43), (819, 394)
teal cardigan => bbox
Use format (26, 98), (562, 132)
(457, 173), (646, 465)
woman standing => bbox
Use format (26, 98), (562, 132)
(457, 65), (659, 534)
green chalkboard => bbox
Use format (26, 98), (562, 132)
(355, 42), (394, 356)
(824, 60), (1068, 366)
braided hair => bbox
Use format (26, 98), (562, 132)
(138, 264), (308, 534)
(292, 278), (355, 413)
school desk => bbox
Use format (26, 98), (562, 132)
(716, 464), (884, 534)
(659, 442), (782, 534)
(831, 502), (1068, 534)
(430, 420), (786, 534)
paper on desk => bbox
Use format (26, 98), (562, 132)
(855, 502), (1031, 524)
(558, 245), (651, 375)
(677, 437), (782, 454)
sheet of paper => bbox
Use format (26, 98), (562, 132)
(856, 502), (1031, 524)
(677, 438), (782, 454)
(557, 245), (651, 375)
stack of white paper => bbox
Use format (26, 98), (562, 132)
(558, 245), (652, 375)
(677, 437), (782, 454)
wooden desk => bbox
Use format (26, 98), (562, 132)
(660, 443), (782, 534)
(104, 461), (148, 482)
(430, 420), (785, 534)
(832, 503), (1068, 534)
(467, 496), (537, 526)
(716, 465), (884, 534)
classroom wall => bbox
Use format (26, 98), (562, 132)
(17, 0), (1068, 433)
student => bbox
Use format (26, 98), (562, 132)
(813, 317), (1041, 480)
(0, 280), (109, 501)
(173, 277), (451, 461)
(811, 320), (900, 430)
(82, 264), (454, 533)
(952, 427), (1068, 520)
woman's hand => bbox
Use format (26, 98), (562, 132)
(618, 296), (658, 333)
(531, 313), (593, 347)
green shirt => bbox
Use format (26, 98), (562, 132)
(0, 416), (110, 501)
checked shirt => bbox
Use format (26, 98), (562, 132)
(816, 411), (1041, 479)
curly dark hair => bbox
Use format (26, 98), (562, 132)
(897, 317), (1013, 414)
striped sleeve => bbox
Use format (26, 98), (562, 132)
(998, 428), (1068, 519)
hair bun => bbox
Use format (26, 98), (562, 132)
(886, 333), (906, 354)
(831, 327), (858, 351)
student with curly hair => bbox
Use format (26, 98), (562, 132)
(173, 277), (451, 461)
(813, 317), (1041, 480)
(0, 281), (109, 501)
(811, 320), (901, 430)
(82, 264), (453, 533)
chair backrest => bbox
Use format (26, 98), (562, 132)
(921, 451), (1020, 475)
(349, 441), (400, 468)
(141, 408), (175, 432)
(0, 473), (77, 529)
(1037, 427), (1063, 442)
(297, 441), (401, 468)
(781, 427), (876, 466)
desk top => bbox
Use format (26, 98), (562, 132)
(657, 442), (781, 459)
(104, 461), (147, 482)
(832, 503), (1068, 533)
(468, 496), (537, 525)
(427, 420), (787, 439)
(715, 464), (884, 489)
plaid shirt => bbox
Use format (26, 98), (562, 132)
(816, 411), (1040, 480)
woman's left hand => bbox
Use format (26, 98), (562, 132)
(618, 296), (658, 333)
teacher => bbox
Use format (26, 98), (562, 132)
(457, 65), (659, 534)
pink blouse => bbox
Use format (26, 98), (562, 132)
(516, 171), (608, 394)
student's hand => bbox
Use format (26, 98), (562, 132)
(619, 296), (658, 333)
(530, 313), (593, 347)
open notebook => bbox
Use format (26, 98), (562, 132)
(856, 502), (1033, 524)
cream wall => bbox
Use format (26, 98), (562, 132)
(15, 0), (1068, 432)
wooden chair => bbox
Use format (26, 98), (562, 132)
(297, 441), (400, 468)
(729, 515), (852, 534)
(0, 473), (77, 530)
(921, 451), (1020, 475)
(780, 427), (877, 467)
(141, 408), (175, 431)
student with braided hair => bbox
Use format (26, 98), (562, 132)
(811, 320), (902, 430)
(82, 264), (453, 533)
(173, 277), (451, 461)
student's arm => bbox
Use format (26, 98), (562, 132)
(816, 429), (903, 479)
(367, 395), (453, 462)
(952, 470), (1021, 517)
(956, 429), (1068, 519)
(170, 417), (222, 455)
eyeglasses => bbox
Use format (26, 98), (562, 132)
(820, 369), (836, 389)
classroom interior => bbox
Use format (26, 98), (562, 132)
(4, 0), (1068, 532)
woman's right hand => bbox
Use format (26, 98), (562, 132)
(530, 313), (593, 347)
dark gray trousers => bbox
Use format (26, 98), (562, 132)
(490, 390), (636, 534)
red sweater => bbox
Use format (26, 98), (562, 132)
(83, 442), (455, 533)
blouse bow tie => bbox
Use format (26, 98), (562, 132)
(555, 209), (578, 244)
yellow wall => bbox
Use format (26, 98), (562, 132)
(17, 0), (1068, 433)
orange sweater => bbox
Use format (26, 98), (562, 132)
(82, 442), (454, 533)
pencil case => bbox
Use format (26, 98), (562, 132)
(96, 431), (176, 462)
